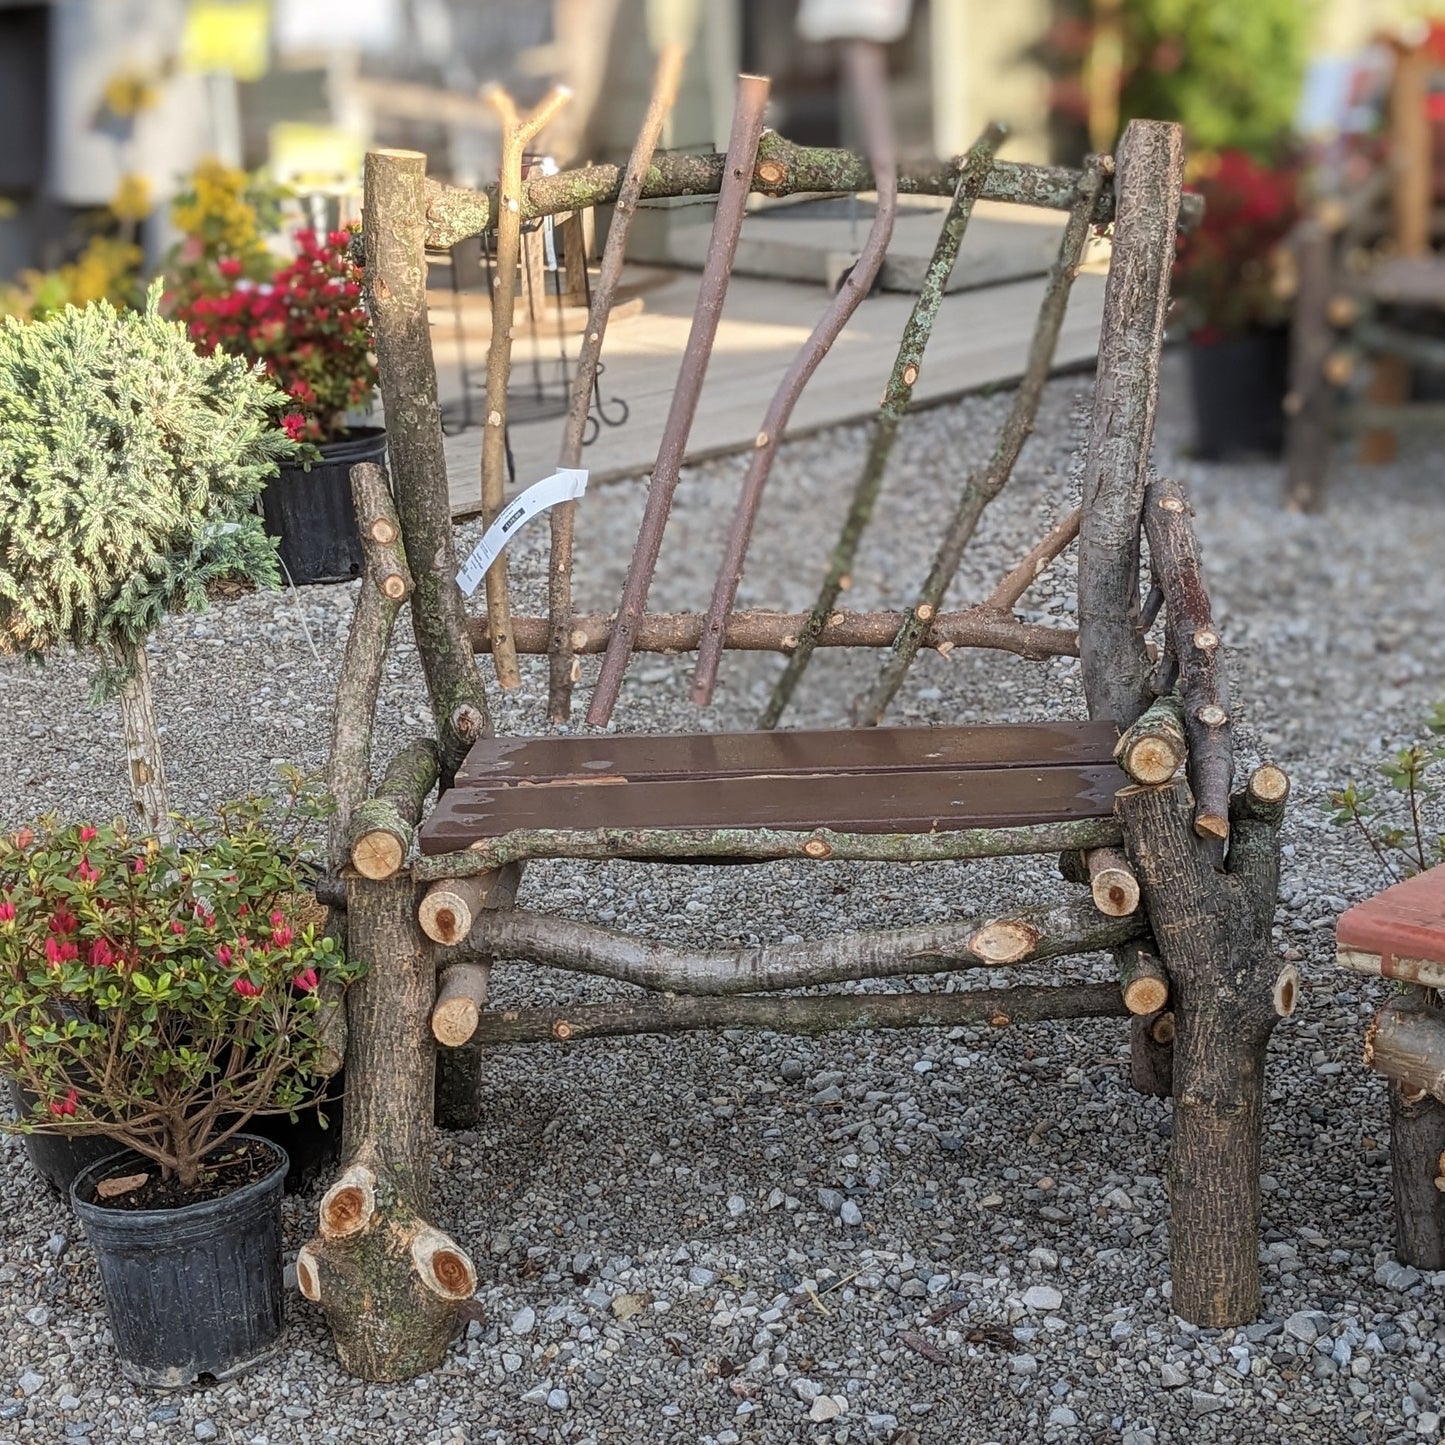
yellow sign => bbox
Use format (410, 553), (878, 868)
(269, 123), (364, 193)
(180, 1), (271, 81)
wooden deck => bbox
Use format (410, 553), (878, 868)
(435, 260), (1109, 519)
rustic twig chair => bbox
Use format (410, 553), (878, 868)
(291, 62), (1291, 1382)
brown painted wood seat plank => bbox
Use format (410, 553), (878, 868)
(453, 721), (1120, 788)
(420, 758), (1127, 855)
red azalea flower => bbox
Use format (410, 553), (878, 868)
(271, 925), (293, 949)
(216, 944), (234, 966)
(169, 919), (185, 935)
(292, 967), (319, 993)
(48, 910), (77, 935)
(77, 858), (101, 884)
(133, 856), (146, 876)
(88, 938), (116, 969)
(233, 977), (263, 998)
(49, 1089), (78, 1117)
(0, 901), (14, 923)
(218, 257), (243, 279)
(79, 825), (97, 843)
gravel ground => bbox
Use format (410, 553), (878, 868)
(3, 349), (1445, 1445)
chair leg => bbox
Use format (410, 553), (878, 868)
(1389, 1078), (1445, 1269)
(1359, 356), (1409, 464)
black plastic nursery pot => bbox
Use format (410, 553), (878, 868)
(260, 426), (386, 585)
(1186, 327), (1290, 461)
(70, 1135), (289, 1389)
(7, 1076), (338, 1199)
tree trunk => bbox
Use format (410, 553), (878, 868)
(1389, 1078), (1445, 1270)
(1118, 770), (1287, 1326)
(117, 643), (172, 844)
(1282, 218), (1338, 513)
(298, 874), (476, 1381)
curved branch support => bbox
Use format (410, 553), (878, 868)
(586, 74), (771, 727)
(302, 875), (477, 1381)
(548, 45), (684, 722)
(1119, 766), (1287, 1326)
(758, 122), (1007, 728)
(855, 152), (1108, 725)
(692, 40), (901, 706)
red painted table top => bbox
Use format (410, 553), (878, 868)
(1337, 865), (1445, 966)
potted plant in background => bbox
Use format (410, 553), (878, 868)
(173, 220), (382, 585)
(0, 786), (358, 1387)
(1172, 147), (1303, 458)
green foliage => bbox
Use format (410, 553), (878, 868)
(1329, 702), (1445, 886)
(0, 772), (360, 1190)
(1120, 0), (1310, 158)
(0, 284), (298, 670)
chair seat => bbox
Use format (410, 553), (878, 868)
(418, 721), (1125, 856)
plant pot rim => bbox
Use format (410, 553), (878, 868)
(70, 1133), (289, 1223)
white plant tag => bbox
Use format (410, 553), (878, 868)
(456, 468), (588, 597)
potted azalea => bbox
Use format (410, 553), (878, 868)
(172, 223), (382, 585)
(0, 786), (358, 1387)
(1172, 147), (1303, 459)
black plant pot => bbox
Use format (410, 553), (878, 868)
(1186, 328), (1290, 460)
(7, 1076), (339, 1200)
(261, 426), (387, 585)
(71, 1135), (288, 1389)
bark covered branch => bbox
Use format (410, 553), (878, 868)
(466, 896), (1145, 996)
(421, 131), (1204, 249)
(585, 75), (771, 726)
(363, 149), (492, 780)
(1077, 120), (1184, 730)
(414, 815), (1123, 879)
(757, 125), (1007, 728)
(1143, 477), (1232, 843)
(472, 981), (1129, 1045)
(691, 42), (904, 706)
(471, 606), (1078, 661)
(349, 739), (442, 880)
(855, 154), (1109, 725)
(548, 44), (684, 722)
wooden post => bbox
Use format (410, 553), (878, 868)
(1390, 1080), (1445, 1269)
(1118, 767), (1287, 1326)
(363, 149), (493, 781)
(1283, 219), (1339, 513)
(1076, 120), (1183, 729)
(117, 643), (173, 845)
(300, 875), (477, 1381)
(480, 85), (572, 690)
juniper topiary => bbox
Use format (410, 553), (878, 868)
(0, 283), (300, 838)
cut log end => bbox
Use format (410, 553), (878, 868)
(1086, 848), (1140, 917)
(1248, 764), (1290, 806)
(319, 1165), (377, 1240)
(432, 960), (490, 1047)
(419, 873), (502, 945)
(412, 1227), (478, 1302)
(1194, 811), (1230, 842)
(1123, 974), (1169, 1016)
(1273, 964), (1300, 1018)
(1150, 1010), (1176, 1046)
(1121, 736), (1183, 785)
(296, 1244), (322, 1302)
(352, 830), (405, 880)
(969, 919), (1041, 966)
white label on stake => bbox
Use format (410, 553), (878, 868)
(456, 468), (588, 597)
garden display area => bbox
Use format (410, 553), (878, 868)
(3, 55), (1445, 1445)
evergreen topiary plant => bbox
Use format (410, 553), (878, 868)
(0, 284), (299, 841)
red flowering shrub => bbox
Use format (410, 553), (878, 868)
(1173, 149), (1302, 342)
(0, 775), (359, 1190)
(173, 229), (377, 445)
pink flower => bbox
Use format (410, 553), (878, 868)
(88, 938), (116, 969)
(45, 937), (78, 967)
(79, 825), (97, 843)
(48, 910), (77, 935)
(292, 967), (318, 993)
(216, 944), (233, 967)
(49, 1089), (78, 1117)
(169, 920), (185, 935)
(232, 977), (263, 998)
(77, 858), (101, 884)
(0, 901), (14, 923)
(271, 925), (293, 949)
(133, 857), (146, 876)
(269, 910), (285, 928)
